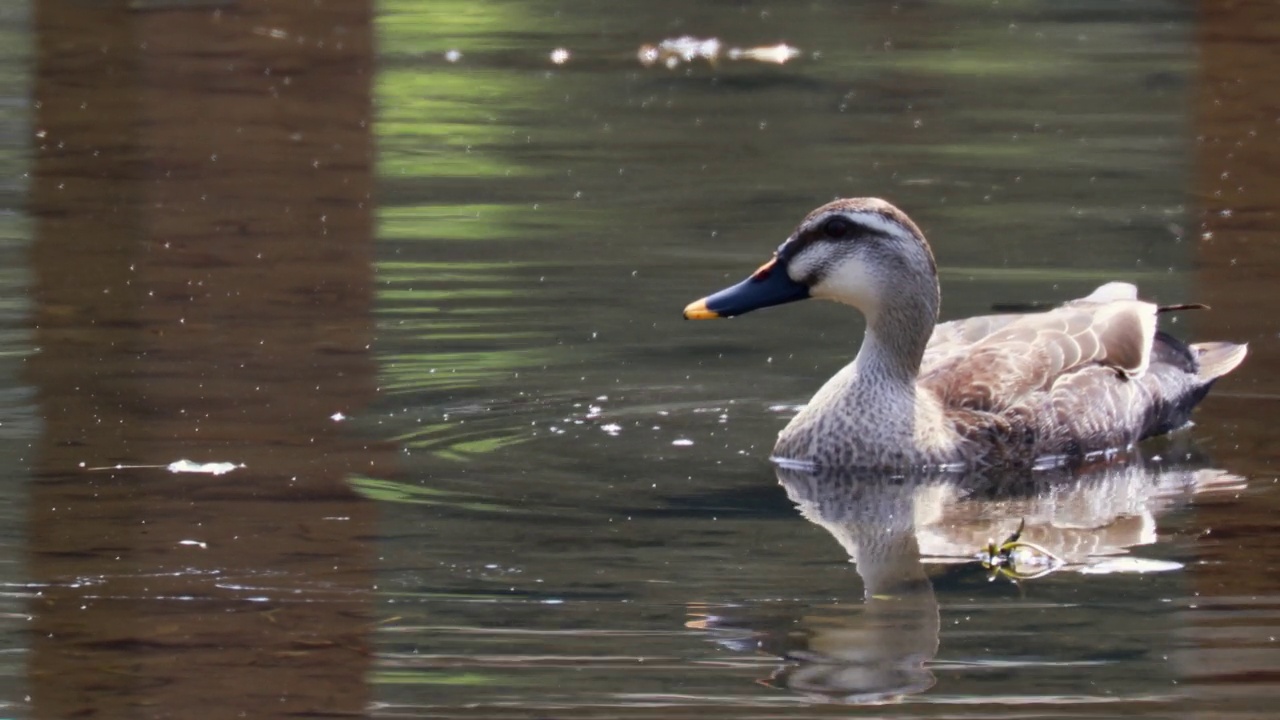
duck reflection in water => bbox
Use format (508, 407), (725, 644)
(749, 452), (1242, 704)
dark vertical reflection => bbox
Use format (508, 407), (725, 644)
(1184, 0), (1280, 709)
(1194, 0), (1280, 415)
(27, 1), (381, 717)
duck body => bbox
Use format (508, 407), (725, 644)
(684, 198), (1247, 470)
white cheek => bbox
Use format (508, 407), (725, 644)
(811, 258), (881, 316)
(786, 252), (819, 285)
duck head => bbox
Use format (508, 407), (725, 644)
(683, 198), (938, 324)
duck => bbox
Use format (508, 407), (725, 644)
(683, 198), (1248, 469)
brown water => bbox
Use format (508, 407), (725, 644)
(1, 1), (1279, 718)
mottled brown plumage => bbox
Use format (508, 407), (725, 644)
(684, 198), (1248, 469)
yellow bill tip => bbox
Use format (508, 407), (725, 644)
(683, 298), (720, 320)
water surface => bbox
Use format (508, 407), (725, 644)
(1, 1), (1279, 718)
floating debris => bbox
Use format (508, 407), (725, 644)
(443, 49), (462, 63)
(671, 438), (695, 447)
(601, 423), (622, 436)
(549, 47), (572, 65)
(82, 459), (245, 476)
(638, 36), (801, 69)
(167, 459), (245, 475)
(638, 36), (721, 68)
(728, 43), (803, 65)
(978, 519), (1066, 581)
(978, 520), (1185, 581)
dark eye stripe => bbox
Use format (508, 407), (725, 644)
(778, 212), (902, 262)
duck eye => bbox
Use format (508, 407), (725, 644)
(822, 217), (853, 239)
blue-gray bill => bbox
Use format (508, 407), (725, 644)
(683, 258), (810, 319)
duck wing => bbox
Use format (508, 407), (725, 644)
(921, 281), (1146, 379)
(920, 296), (1155, 411)
(919, 282), (1246, 457)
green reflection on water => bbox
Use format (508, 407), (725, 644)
(380, 349), (551, 394)
(393, 421), (533, 461)
(376, 307), (512, 317)
(890, 51), (1067, 77)
(379, 205), (531, 241)
(372, 671), (498, 686)
(0, 9), (31, 366)
(350, 476), (519, 511)
(0, 8), (30, 223)
(377, 0), (539, 179)
(381, 288), (515, 302)
(381, 259), (527, 281)
(375, 1), (561, 403)
(377, 67), (535, 179)
(378, 0), (534, 55)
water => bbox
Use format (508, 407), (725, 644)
(1, 0), (1279, 718)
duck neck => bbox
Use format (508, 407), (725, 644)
(773, 276), (942, 466)
(853, 288), (938, 388)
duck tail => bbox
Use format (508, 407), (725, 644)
(1191, 341), (1248, 381)
(1157, 302), (1209, 314)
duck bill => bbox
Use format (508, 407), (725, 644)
(683, 258), (810, 319)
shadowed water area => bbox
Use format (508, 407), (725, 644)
(0, 1), (1279, 718)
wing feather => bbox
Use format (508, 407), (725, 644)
(921, 294), (1157, 414)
